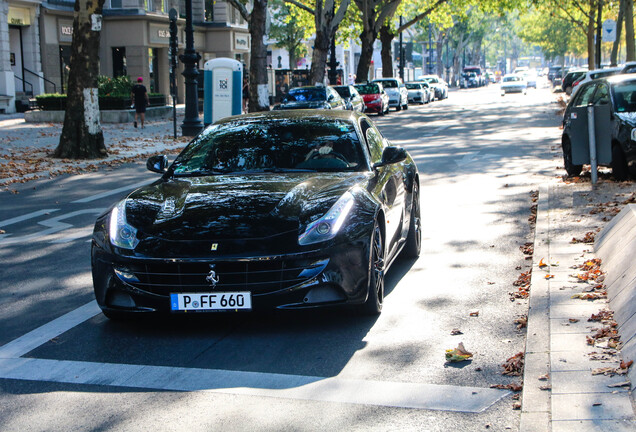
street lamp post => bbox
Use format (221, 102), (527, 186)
(399, 16), (404, 80)
(180, 0), (203, 136)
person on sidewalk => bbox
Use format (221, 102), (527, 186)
(131, 77), (149, 128)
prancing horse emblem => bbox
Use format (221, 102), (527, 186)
(206, 265), (219, 287)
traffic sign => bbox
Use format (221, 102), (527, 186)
(603, 19), (617, 43)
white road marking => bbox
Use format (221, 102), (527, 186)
(71, 180), (153, 204)
(0, 209), (106, 245)
(0, 300), (510, 412)
(0, 357), (509, 412)
(0, 209), (60, 227)
(0, 301), (101, 358)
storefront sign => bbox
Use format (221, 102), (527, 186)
(234, 34), (249, 51)
(59, 21), (73, 42)
(149, 24), (171, 45)
(8, 7), (31, 26)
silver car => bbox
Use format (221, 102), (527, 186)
(405, 82), (431, 104)
(372, 78), (409, 111)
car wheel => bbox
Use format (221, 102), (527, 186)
(403, 102), (409, 110)
(361, 221), (385, 315)
(402, 182), (421, 259)
(565, 86), (572, 96)
(562, 137), (582, 177)
(396, 103), (402, 111)
(611, 144), (630, 181)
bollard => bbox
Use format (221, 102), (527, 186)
(587, 105), (598, 185)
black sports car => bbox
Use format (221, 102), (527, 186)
(91, 110), (420, 319)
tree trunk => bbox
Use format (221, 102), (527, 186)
(54, 0), (107, 159)
(248, 0), (270, 112)
(356, 28), (376, 82)
(310, 29), (330, 85)
(587, 0), (596, 69)
(436, 32), (445, 78)
(611, 0), (625, 66)
(379, 25), (395, 77)
(626, 0), (635, 61)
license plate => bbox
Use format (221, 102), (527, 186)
(170, 292), (252, 312)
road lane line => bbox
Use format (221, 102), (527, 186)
(0, 301), (101, 359)
(0, 357), (510, 412)
(0, 209), (60, 227)
(71, 180), (153, 204)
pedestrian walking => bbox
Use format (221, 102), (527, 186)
(243, 75), (249, 113)
(131, 77), (149, 129)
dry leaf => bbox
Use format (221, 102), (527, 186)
(445, 342), (473, 362)
(490, 383), (522, 391)
(469, 310), (479, 317)
(450, 328), (463, 335)
(538, 258), (547, 268)
(538, 374), (549, 381)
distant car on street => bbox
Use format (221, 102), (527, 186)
(333, 85), (365, 112)
(405, 82), (430, 104)
(354, 82), (390, 115)
(371, 78), (409, 111)
(417, 75), (448, 100)
(562, 69), (588, 95)
(561, 74), (636, 180)
(274, 86), (346, 110)
(500, 74), (527, 95)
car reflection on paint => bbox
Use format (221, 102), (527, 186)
(91, 110), (421, 319)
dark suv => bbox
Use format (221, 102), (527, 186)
(561, 74), (636, 180)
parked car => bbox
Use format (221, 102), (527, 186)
(417, 75), (448, 100)
(561, 74), (636, 180)
(333, 85), (365, 112)
(621, 62), (636, 74)
(500, 74), (527, 95)
(91, 110), (421, 318)
(522, 71), (538, 88)
(371, 78), (409, 111)
(273, 86), (346, 110)
(571, 67), (623, 96)
(405, 82), (430, 104)
(354, 82), (390, 115)
(463, 66), (485, 86)
(562, 69), (588, 95)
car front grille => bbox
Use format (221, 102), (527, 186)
(116, 258), (328, 296)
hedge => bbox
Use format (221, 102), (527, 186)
(35, 94), (166, 111)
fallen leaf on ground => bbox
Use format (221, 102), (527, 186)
(512, 402), (522, 410)
(545, 274), (554, 279)
(539, 385), (551, 391)
(538, 258), (547, 268)
(592, 403), (603, 407)
(607, 382), (631, 388)
(514, 316), (527, 329)
(490, 383), (522, 391)
(589, 310), (614, 322)
(569, 318), (580, 323)
(445, 342), (473, 362)
(620, 360), (633, 369)
(538, 374), (549, 381)
(451, 328), (463, 335)
(469, 310), (479, 317)
(571, 292), (607, 300)
(502, 352), (525, 376)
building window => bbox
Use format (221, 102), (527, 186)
(231, 4), (237, 24)
(149, 48), (159, 93)
(112, 47), (127, 78)
(205, 0), (214, 21)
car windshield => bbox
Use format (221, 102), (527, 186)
(334, 87), (350, 97)
(612, 82), (636, 112)
(376, 80), (397, 88)
(405, 83), (420, 89)
(355, 84), (380, 95)
(503, 76), (521, 82)
(172, 118), (366, 175)
(287, 87), (326, 102)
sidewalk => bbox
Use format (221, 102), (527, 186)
(522, 179), (636, 431)
(0, 108), (191, 189)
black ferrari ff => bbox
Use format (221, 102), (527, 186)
(91, 110), (420, 319)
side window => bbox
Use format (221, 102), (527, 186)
(364, 125), (384, 163)
(574, 84), (597, 107)
(592, 84), (609, 105)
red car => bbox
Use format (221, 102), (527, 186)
(354, 83), (390, 115)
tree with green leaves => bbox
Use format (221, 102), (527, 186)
(55, 0), (107, 159)
(269, 0), (311, 69)
(284, 0), (351, 84)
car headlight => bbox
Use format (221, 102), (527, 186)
(299, 191), (355, 245)
(109, 200), (139, 250)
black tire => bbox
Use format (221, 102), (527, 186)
(611, 144), (630, 181)
(361, 221), (385, 315)
(562, 137), (582, 177)
(403, 103), (409, 110)
(396, 104), (402, 111)
(402, 182), (421, 259)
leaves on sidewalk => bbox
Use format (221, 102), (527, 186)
(490, 382), (522, 391)
(571, 232), (596, 244)
(514, 315), (527, 330)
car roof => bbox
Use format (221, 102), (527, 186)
(604, 73), (636, 84)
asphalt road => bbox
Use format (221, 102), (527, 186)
(0, 81), (562, 431)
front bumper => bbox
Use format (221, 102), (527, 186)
(92, 237), (372, 315)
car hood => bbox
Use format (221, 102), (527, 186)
(124, 173), (370, 241)
(615, 112), (636, 127)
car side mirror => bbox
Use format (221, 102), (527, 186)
(147, 155), (168, 173)
(373, 146), (408, 169)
